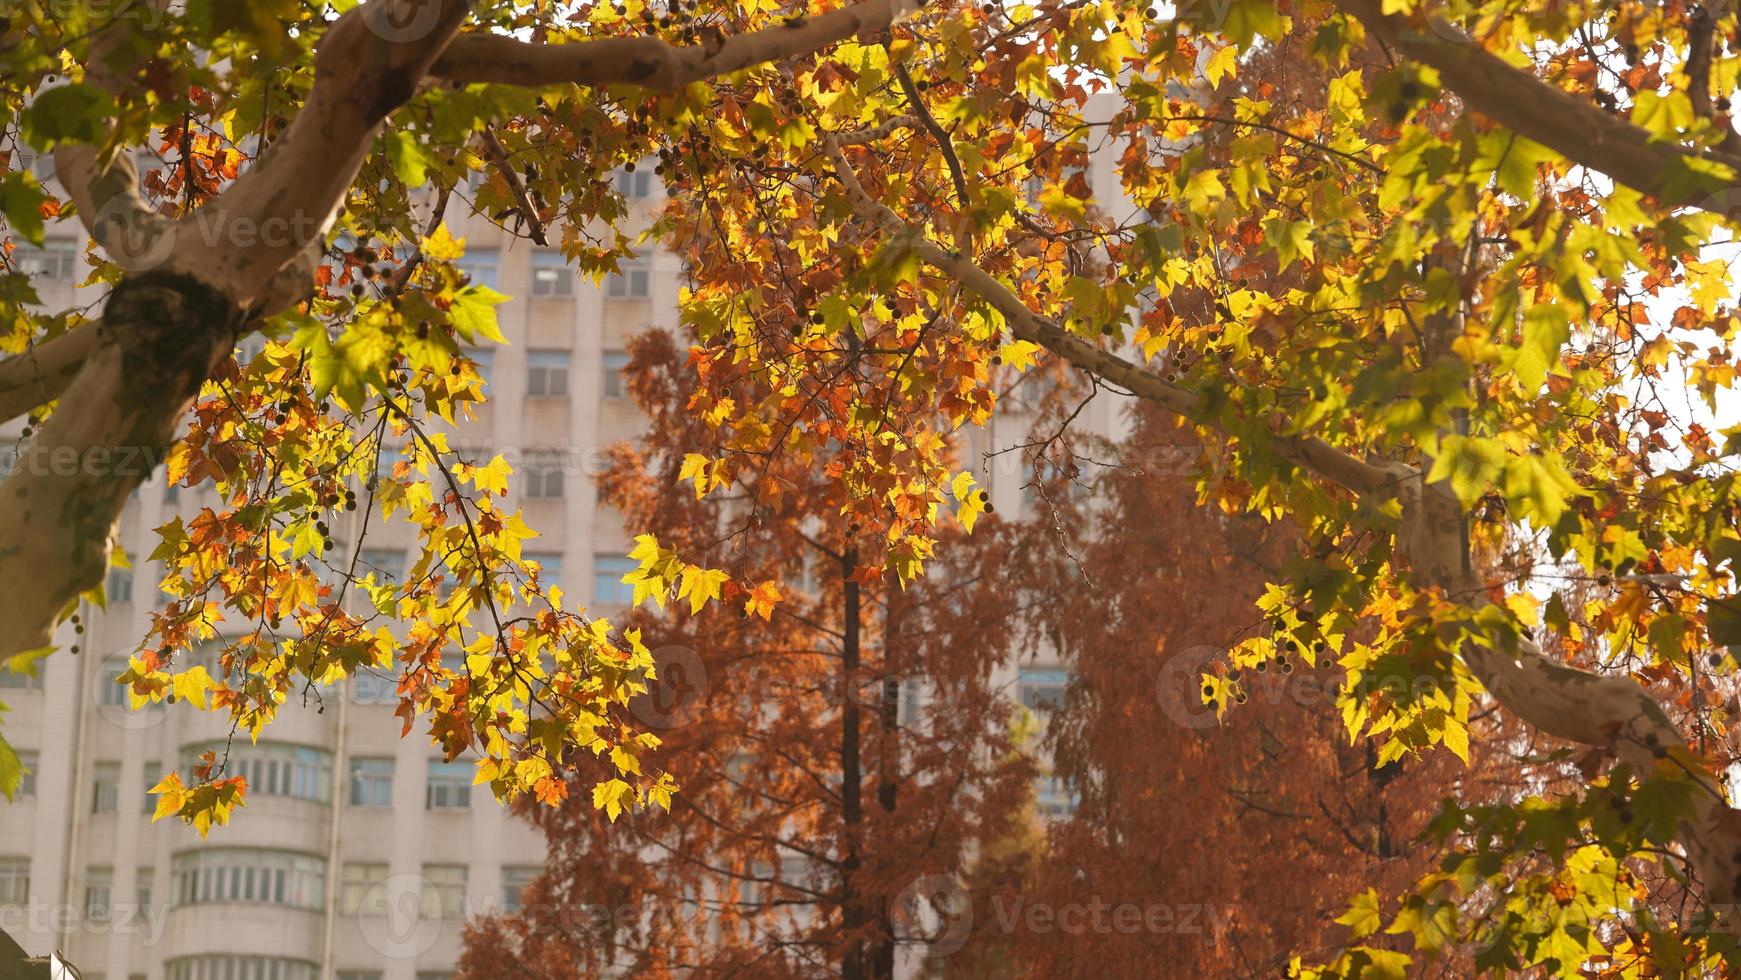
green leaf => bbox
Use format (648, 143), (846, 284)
(0, 732), (22, 801)
(1709, 596), (1741, 648)
(383, 129), (432, 188)
(0, 172), (46, 247)
(21, 84), (114, 148)
(450, 286), (510, 344)
(1514, 303), (1569, 391)
(1427, 435), (1506, 505)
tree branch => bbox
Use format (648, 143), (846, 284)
(824, 129), (1741, 927)
(821, 133), (1396, 497)
(0, 324), (107, 423)
(427, 0), (920, 89)
(478, 125), (548, 245)
(1334, 0), (1741, 214)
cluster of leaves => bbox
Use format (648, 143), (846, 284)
(5, 0), (1741, 970)
(459, 331), (1033, 978)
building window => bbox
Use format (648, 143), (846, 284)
(100, 658), (132, 706)
(526, 552), (563, 592)
(340, 863), (388, 914)
(85, 867), (113, 921)
(420, 864), (467, 918)
(143, 764), (159, 813)
(456, 249), (499, 290)
(181, 743), (333, 804)
(1017, 667), (1069, 712)
(0, 858), (28, 904)
(606, 258), (649, 298)
(614, 166), (652, 199)
(1035, 773), (1079, 817)
(92, 762), (120, 814)
(170, 849), (326, 910)
(106, 567), (134, 603)
(526, 349), (571, 397)
(136, 867), (153, 908)
(502, 865), (538, 911)
(522, 453), (564, 499)
(164, 481), (180, 504)
(15, 239), (77, 279)
(426, 760), (472, 810)
(0, 661), (41, 689)
(531, 251), (572, 297)
(165, 958), (319, 980)
(592, 554), (636, 605)
(353, 671), (398, 705)
(900, 678), (924, 727)
(348, 758), (393, 807)
(338, 973), (383, 980)
(602, 350), (630, 399)
(359, 548), (406, 584)
(16, 752), (36, 798)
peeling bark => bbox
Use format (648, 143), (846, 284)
(0, 273), (238, 657)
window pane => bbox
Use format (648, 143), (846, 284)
(593, 554), (636, 605)
(531, 252), (572, 297)
(456, 250), (499, 289)
(526, 350), (571, 397)
(359, 548), (406, 584)
(1017, 667), (1070, 711)
(426, 761), (473, 810)
(602, 351), (631, 399)
(92, 763), (120, 814)
(526, 552), (563, 592)
(348, 758), (393, 807)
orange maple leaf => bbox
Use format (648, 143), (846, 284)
(744, 580), (783, 621)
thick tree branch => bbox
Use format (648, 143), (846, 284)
(0, 274), (237, 659)
(1394, 465), (1741, 926)
(167, 0), (474, 305)
(1335, 0), (1741, 214)
(0, 325), (107, 422)
(427, 0), (920, 89)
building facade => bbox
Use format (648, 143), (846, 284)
(0, 143), (1131, 976)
